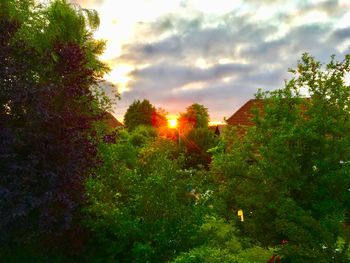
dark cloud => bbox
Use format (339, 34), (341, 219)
(129, 62), (252, 89)
(332, 27), (350, 42)
(120, 36), (183, 63)
(239, 24), (335, 63)
(298, 0), (343, 17)
(137, 14), (204, 37)
(119, 13), (277, 65)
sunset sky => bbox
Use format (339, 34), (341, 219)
(70, 0), (350, 123)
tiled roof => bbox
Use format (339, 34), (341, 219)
(103, 112), (123, 128)
(226, 99), (264, 126)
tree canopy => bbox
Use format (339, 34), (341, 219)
(179, 103), (210, 131)
(124, 99), (167, 131)
(211, 53), (350, 262)
(177, 103), (216, 168)
(0, 0), (109, 252)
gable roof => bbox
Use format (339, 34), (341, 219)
(103, 112), (123, 128)
(226, 99), (264, 126)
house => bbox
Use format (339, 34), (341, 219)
(102, 112), (123, 129)
(209, 99), (264, 137)
(226, 98), (311, 132)
(226, 99), (264, 127)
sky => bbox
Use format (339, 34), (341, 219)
(70, 0), (350, 123)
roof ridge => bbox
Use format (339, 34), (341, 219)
(226, 99), (264, 126)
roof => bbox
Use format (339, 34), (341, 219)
(103, 112), (123, 128)
(226, 99), (264, 126)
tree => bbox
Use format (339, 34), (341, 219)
(178, 103), (209, 131)
(0, 0), (109, 253)
(84, 133), (207, 262)
(124, 99), (167, 131)
(211, 53), (350, 261)
(172, 216), (273, 263)
(182, 128), (218, 168)
(178, 103), (216, 168)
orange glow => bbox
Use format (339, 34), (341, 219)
(167, 117), (178, 129)
(209, 121), (226, 126)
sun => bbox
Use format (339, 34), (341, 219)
(167, 117), (178, 129)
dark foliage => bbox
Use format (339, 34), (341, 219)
(177, 103), (217, 168)
(0, 3), (105, 253)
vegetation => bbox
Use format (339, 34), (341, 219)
(210, 53), (350, 262)
(1, 1), (349, 262)
(124, 99), (167, 131)
(84, 129), (206, 262)
(0, 0), (110, 256)
(179, 103), (210, 130)
(178, 103), (217, 168)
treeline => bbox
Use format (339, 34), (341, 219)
(1, 1), (350, 262)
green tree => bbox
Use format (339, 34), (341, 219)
(124, 99), (167, 131)
(179, 103), (209, 130)
(178, 103), (217, 168)
(0, 0), (109, 256)
(84, 132), (208, 262)
(211, 53), (350, 262)
(172, 216), (273, 263)
(182, 128), (218, 168)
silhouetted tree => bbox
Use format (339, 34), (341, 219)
(0, 0), (109, 253)
(124, 99), (167, 131)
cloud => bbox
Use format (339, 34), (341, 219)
(332, 27), (350, 42)
(70, 0), (104, 5)
(298, 0), (344, 17)
(118, 12), (278, 65)
(98, 80), (120, 106)
(108, 0), (349, 121)
(129, 62), (252, 89)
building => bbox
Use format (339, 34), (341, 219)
(103, 112), (123, 129)
(226, 99), (264, 127)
